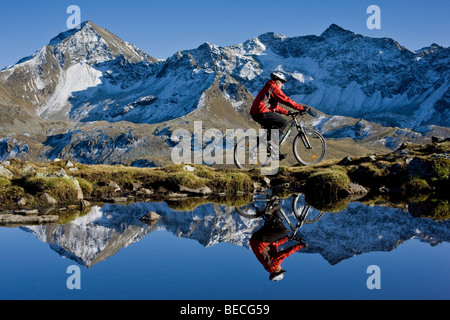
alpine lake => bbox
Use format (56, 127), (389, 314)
(0, 192), (448, 300)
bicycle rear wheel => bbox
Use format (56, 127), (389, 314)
(293, 130), (326, 165)
(234, 136), (271, 170)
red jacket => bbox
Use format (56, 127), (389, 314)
(250, 80), (304, 116)
(250, 236), (303, 274)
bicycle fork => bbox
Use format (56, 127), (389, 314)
(292, 117), (313, 150)
(298, 127), (313, 149)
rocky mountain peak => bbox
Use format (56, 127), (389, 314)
(47, 20), (157, 66)
(48, 20), (93, 46)
(256, 32), (288, 48)
(320, 23), (356, 38)
(417, 43), (445, 56)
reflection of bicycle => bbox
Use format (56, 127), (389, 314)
(235, 193), (324, 238)
(234, 110), (327, 170)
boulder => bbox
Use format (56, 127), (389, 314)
(338, 156), (352, 165)
(349, 182), (368, 195)
(21, 165), (36, 175)
(55, 168), (68, 177)
(179, 185), (212, 195)
(139, 211), (161, 226)
(131, 182), (143, 191)
(14, 209), (40, 215)
(0, 164), (13, 178)
(0, 214), (59, 226)
(109, 181), (121, 192)
(15, 197), (27, 206)
(40, 193), (58, 205)
(408, 157), (433, 178)
(80, 200), (91, 209)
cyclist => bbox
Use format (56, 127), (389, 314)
(249, 215), (306, 281)
(250, 71), (309, 160)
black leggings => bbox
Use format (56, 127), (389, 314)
(251, 112), (287, 142)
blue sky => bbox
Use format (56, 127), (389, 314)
(0, 0), (449, 68)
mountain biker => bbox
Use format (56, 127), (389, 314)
(250, 71), (309, 160)
(249, 215), (305, 281)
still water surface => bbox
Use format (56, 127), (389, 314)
(0, 194), (449, 300)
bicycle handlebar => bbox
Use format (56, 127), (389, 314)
(288, 110), (307, 117)
(288, 107), (319, 118)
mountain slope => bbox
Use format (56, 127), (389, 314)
(0, 21), (157, 121)
(0, 22), (448, 165)
(178, 24), (449, 129)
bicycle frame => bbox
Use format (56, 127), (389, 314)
(234, 110), (324, 170)
(268, 199), (314, 237)
(279, 113), (312, 149)
(235, 193), (325, 246)
(253, 195), (310, 237)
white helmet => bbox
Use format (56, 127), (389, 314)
(270, 71), (287, 83)
(269, 269), (286, 281)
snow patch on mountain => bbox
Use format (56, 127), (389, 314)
(39, 63), (103, 118)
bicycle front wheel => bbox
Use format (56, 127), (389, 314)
(292, 193), (324, 223)
(235, 193), (273, 219)
(293, 130), (326, 165)
(235, 201), (266, 219)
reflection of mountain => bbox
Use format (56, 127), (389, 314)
(22, 206), (157, 267)
(297, 203), (450, 265)
(21, 197), (450, 267)
(21, 202), (260, 267)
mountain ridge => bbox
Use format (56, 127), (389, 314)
(0, 21), (448, 165)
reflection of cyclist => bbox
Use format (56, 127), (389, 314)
(250, 216), (305, 281)
(250, 71), (308, 160)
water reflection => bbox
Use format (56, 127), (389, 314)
(235, 194), (314, 281)
(21, 201), (260, 268)
(19, 194), (450, 269)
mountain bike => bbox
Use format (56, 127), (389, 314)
(234, 193), (324, 238)
(234, 110), (326, 170)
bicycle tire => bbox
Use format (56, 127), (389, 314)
(293, 130), (326, 165)
(292, 194), (324, 223)
(235, 203), (264, 219)
(234, 136), (271, 170)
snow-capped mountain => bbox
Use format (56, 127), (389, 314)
(21, 196), (450, 267)
(0, 21), (448, 165)
(2, 21), (448, 127)
(0, 21), (157, 121)
(174, 24), (449, 129)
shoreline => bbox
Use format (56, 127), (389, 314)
(0, 141), (448, 226)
